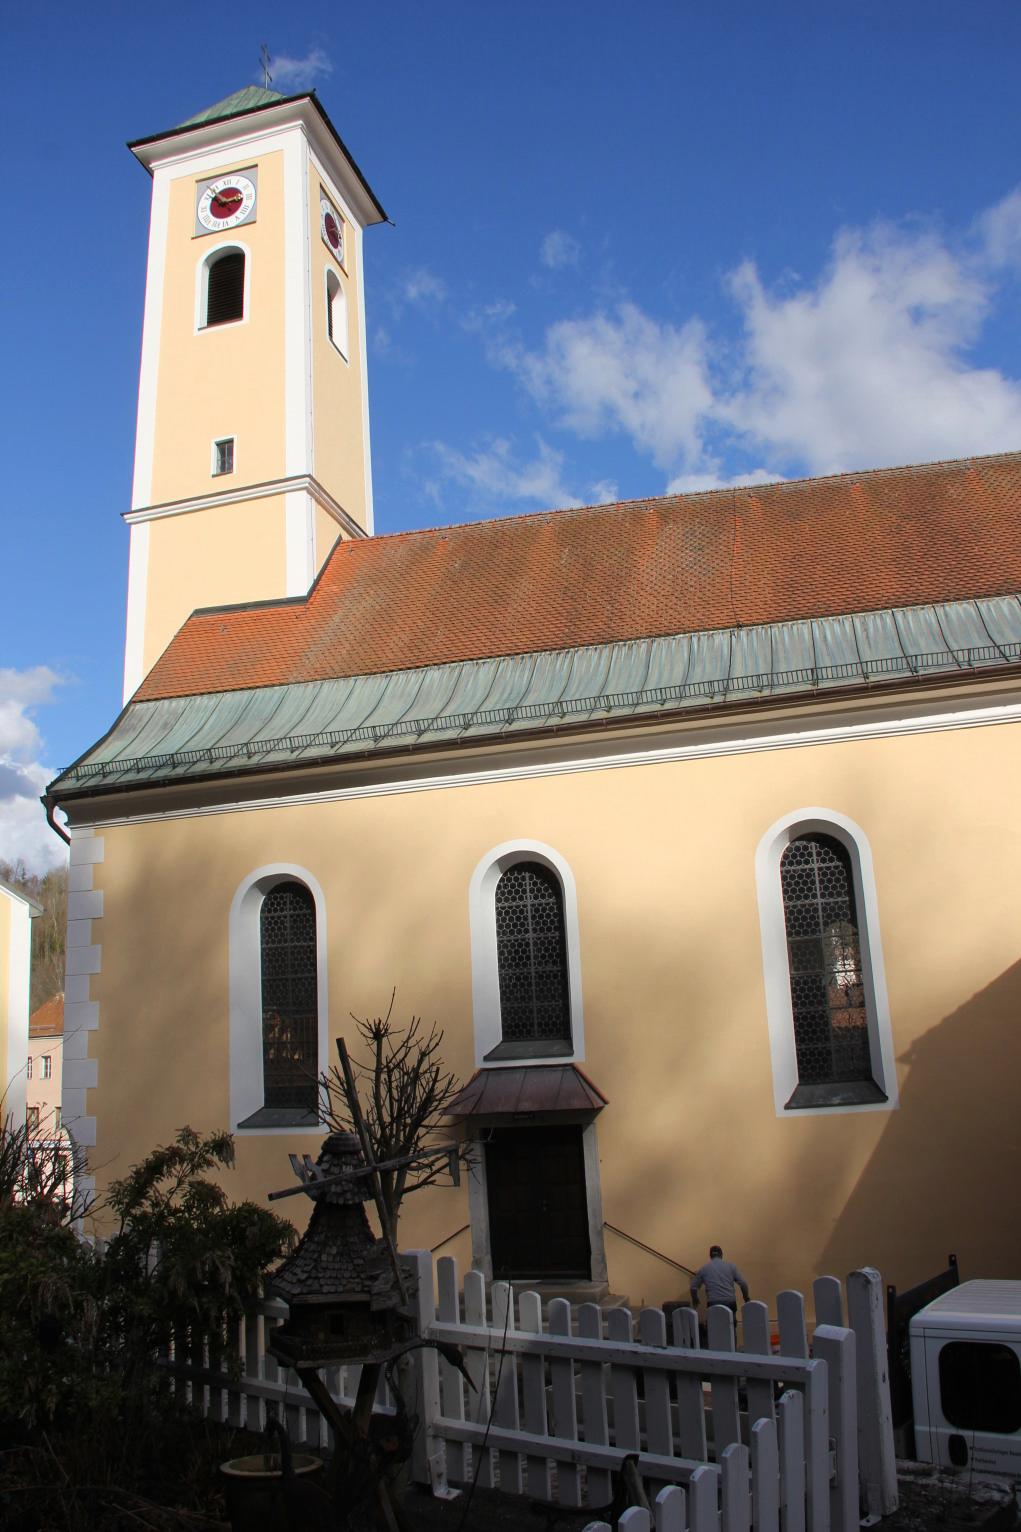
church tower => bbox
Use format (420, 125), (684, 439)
(122, 87), (386, 699)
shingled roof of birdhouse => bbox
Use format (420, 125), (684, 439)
(268, 1132), (402, 1308)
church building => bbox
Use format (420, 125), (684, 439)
(47, 86), (1021, 1304)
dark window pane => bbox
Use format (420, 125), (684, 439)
(939, 1342), (1021, 1433)
(206, 251), (245, 326)
(780, 835), (874, 1087)
(260, 882), (317, 1111)
(495, 862), (570, 1043)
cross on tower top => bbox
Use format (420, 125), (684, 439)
(259, 43), (272, 89)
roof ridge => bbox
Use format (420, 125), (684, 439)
(337, 446), (1021, 548)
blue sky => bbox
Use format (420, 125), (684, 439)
(3, 1), (1021, 868)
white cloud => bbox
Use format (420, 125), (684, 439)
(403, 269), (448, 306)
(266, 47), (333, 90)
(589, 479), (620, 504)
(515, 302), (714, 471)
(976, 186), (1021, 269)
(429, 437), (580, 512)
(720, 223), (1021, 474)
(0, 667), (66, 873)
(540, 230), (581, 270)
(487, 187), (1021, 488)
(666, 468), (780, 495)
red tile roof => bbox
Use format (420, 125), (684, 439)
(137, 451), (1021, 701)
(29, 993), (63, 1038)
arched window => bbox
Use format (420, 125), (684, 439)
(326, 268), (349, 357)
(495, 862), (571, 1047)
(203, 249), (245, 327)
(469, 840), (585, 1065)
(756, 810), (896, 1115)
(780, 834), (879, 1100)
(259, 882), (318, 1113)
(229, 864), (327, 1132)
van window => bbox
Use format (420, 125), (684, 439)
(938, 1341), (1021, 1433)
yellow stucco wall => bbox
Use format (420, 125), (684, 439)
(150, 153), (287, 507)
(309, 164), (369, 531)
(76, 714), (1021, 1305)
(142, 494), (289, 676)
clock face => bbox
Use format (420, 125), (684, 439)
(320, 195), (345, 263)
(197, 174), (257, 233)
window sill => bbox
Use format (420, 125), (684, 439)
(237, 1107), (320, 1130)
(784, 1080), (888, 1111)
(483, 1038), (574, 1062)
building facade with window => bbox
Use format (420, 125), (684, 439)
(0, 880), (40, 1129)
(27, 993), (64, 1139)
(46, 87), (1021, 1304)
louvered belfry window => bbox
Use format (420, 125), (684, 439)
(495, 862), (571, 1043)
(205, 250), (245, 326)
(780, 834), (873, 1087)
(260, 882), (318, 1111)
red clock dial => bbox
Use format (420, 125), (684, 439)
(210, 187), (244, 220)
(324, 212), (341, 249)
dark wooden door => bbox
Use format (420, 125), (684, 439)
(485, 1125), (591, 1280)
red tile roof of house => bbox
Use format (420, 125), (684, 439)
(137, 450), (1021, 701)
(29, 993), (63, 1038)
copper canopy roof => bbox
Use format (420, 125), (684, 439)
(448, 1065), (608, 1118)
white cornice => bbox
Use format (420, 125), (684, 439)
(60, 693), (1021, 831)
(132, 102), (385, 230)
(122, 473), (367, 540)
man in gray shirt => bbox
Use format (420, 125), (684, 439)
(689, 1245), (750, 1316)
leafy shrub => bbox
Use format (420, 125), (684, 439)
(0, 1121), (294, 1522)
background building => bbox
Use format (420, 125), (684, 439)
(26, 992), (63, 1137)
(0, 880), (40, 1129)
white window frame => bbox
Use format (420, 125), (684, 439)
(325, 267), (349, 359)
(755, 808), (898, 1117)
(195, 240), (251, 332)
(468, 839), (585, 1068)
(41, 1055), (52, 1080)
(229, 864), (328, 1133)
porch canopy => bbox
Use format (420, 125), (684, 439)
(447, 1064), (607, 1119)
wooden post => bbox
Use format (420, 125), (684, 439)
(750, 1416), (779, 1532)
(803, 1358), (830, 1532)
(813, 1276), (844, 1329)
(846, 1267), (898, 1519)
(707, 1305), (741, 1452)
(336, 1036), (408, 1305)
(549, 1297), (582, 1506)
(436, 1255), (466, 1486)
(813, 1326), (857, 1532)
(406, 1249), (442, 1489)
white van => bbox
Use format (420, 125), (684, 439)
(910, 1280), (1021, 1475)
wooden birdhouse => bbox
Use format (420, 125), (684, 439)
(267, 1132), (412, 1368)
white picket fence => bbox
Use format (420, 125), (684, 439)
(155, 1251), (897, 1532)
(407, 1252), (893, 1532)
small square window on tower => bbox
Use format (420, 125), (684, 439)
(213, 437), (235, 476)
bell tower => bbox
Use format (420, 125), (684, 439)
(122, 87), (386, 699)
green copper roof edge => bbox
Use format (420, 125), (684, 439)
(127, 92), (388, 223)
(46, 593), (1021, 797)
(178, 85), (285, 127)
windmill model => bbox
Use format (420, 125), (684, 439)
(266, 1038), (463, 1530)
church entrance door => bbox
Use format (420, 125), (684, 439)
(485, 1124), (591, 1281)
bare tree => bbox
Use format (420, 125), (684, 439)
(320, 996), (466, 1237)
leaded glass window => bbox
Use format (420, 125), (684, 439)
(260, 882), (318, 1111)
(495, 862), (571, 1044)
(780, 834), (874, 1089)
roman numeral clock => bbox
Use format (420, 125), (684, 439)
(195, 170), (258, 234)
